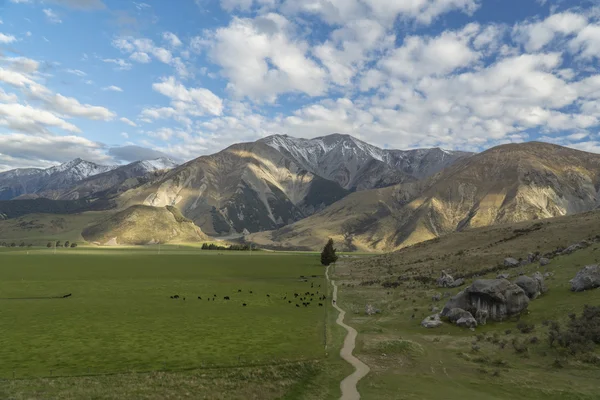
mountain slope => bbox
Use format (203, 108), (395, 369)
(119, 134), (469, 236)
(81, 205), (207, 245)
(249, 142), (600, 251)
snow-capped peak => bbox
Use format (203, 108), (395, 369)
(137, 157), (178, 171)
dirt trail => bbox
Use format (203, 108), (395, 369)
(326, 265), (370, 400)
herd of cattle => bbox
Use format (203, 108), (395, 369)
(168, 276), (327, 308)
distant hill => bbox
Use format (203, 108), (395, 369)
(0, 198), (112, 220)
(249, 142), (600, 251)
(81, 205), (207, 245)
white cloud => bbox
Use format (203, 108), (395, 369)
(121, 132), (129, 138)
(130, 51), (151, 63)
(0, 33), (17, 43)
(0, 103), (80, 133)
(162, 32), (182, 47)
(570, 24), (600, 60)
(0, 88), (18, 103)
(119, 117), (137, 127)
(151, 76), (223, 116)
(514, 12), (588, 52)
(102, 85), (123, 92)
(210, 13), (327, 101)
(379, 24), (480, 80)
(102, 58), (133, 70)
(66, 69), (87, 77)
(47, 94), (116, 121)
(0, 133), (110, 172)
(43, 9), (62, 24)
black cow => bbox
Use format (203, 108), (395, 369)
(198, 296), (202, 300)
(319, 303), (323, 306)
(238, 289), (242, 293)
(249, 291), (253, 294)
(266, 294), (270, 297)
(294, 293), (299, 298)
(63, 293), (72, 298)
(295, 304), (300, 307)
(224, 296), (230, 300)
(183, 297), (186, 301)
(288, 300), (292, 303)
(174, 295), (180, 299)
(243, 303), (247, 307)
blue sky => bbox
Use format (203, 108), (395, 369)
(0, 0), (599, 170)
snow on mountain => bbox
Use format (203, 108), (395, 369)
(137, 157), (178, 172)
(0, 157), (178, 201)
(260, 134), (471, 189)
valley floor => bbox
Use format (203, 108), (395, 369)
(0, 248), (351, 399)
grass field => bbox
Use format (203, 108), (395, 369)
(333, 212), (600, 399)
(0, 247), (347, 399)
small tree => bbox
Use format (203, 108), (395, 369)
(10, 242), (16, 247)
(19, 242), (25, 247)
(64, 241), (70, 248)
(47, 242), (52, 248)
(56, 241), (61, 248)
(70, 243), (77, 248)
(320, 238), (338, 266)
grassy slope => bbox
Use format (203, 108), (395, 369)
(0, 211), (111, 245)
(0, 249), (349, 399)
(333, 210), (600, 399)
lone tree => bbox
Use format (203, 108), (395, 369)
(64, 241), (70, 248)
(320, 238), (338, 266)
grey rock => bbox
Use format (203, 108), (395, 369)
(430, 306), (440, 313)
(539, 257), (551, 266)
(444, 308), (473, 323)
(456, 315), (478, 329)
(365, 304), (380, 315)
(504, 258), (520, 267)
(475, 309), (488, 325)
(449, 278), (465, 288)
(443, 291), (453, 298)
(421, 314), (443, 328)
(441, 279), (529, 322)
(544, 272), (554, 278)
(514, 276), (541, 299)
(432, 293), (442, 302)
(532, 272), (547, 294)
(437, 270), (455, 288)
(497, 273), (510, 279)
(561, 241), (589, 255)
(570, 265), (600, 292)
(527, 253), (537, 263)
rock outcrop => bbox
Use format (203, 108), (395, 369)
(514, 273), (547, 300)
(570, 265), (600, 292)
(421, 314), (443, 328)
(441, 279), (529, 322)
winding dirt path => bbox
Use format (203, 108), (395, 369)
(326, 265), (370, 400)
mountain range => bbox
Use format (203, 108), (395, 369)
(1, 134), (599, 250)
(117, 134), (469, 236)
(0, 157), (177, 201)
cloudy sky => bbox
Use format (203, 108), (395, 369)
(0, 0), (599, 171)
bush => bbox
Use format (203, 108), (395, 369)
(47, 242), (52, 248)
(517, 321), (535, 334)
(547, 305), (600, 358)
(505, 329), (512, 335)
(512, 338), (529, 354)
(70, 243), (78, 248)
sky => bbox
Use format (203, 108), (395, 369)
(0, 0), (599, 171)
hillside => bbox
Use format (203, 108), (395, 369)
(119, 134), (466, 236)
(81, 205), (207, 245)
(332, 208), (600, 399)
(249, 142), (600, 251)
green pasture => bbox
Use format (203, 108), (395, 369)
(0, 249), (329, 379)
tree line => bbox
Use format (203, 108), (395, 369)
(47, 241), (78, 248)
(201, 243), (252, 251)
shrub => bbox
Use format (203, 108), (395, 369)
(505, 329), (512, 335)
(547, 306), (600, 358)
(517, 321), (535, 334)
(512, 338), (529, 354)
